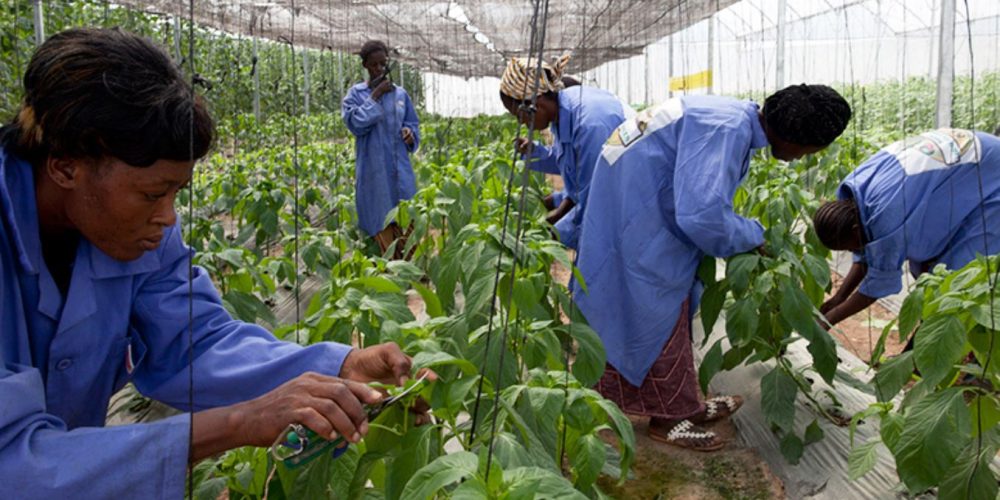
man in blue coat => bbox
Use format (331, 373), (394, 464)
(342, 40), (420, 259)
(0, 29), (426, 498)
(575, 85), (851, 450)
(816, 129), (1000, 326)
(499, 58), (633, 249)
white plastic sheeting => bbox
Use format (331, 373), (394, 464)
(423, 0), (1000, 116)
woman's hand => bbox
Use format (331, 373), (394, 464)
(514, 137), (533, 155)
(218, 372), (383, 451)
(401, 127), (415, 146)
(371, 79), (393, 100)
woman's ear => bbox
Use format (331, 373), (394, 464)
(45, 157), (82, 189)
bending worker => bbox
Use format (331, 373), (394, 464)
(575, 85), (852, 450)
(815, 128), (1000, 327)
(342, 40), (420, 259)
(500, 55), (632, 249)
(0, 28), (429, 497)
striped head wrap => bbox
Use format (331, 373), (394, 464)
(500, 54), (571, 101)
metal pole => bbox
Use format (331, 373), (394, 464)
(336, 52), (344, 103)
(303, 48), (311, 115)
(935, 0), (955, 128)
(775, 0), (787, 89)
(253, 35), (261, 121)
(32, 0), (44, 47)
(668, 33), (674, 98)
(707, 14), (715, 95)
(173, 16), (182, 63)
(644, 46), (651, 104)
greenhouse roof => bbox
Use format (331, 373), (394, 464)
(115, 0), (738, 78)
(115, 0), (1000, 78)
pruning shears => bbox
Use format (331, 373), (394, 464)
(270, 373), (430, 468)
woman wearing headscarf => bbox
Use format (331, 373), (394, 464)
(499, 55), (633, 249)
(575, 85), (852, 450)
(815, 128), (1000, 328)
(342, 40), (420, 258)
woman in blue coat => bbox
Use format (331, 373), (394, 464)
(342, 40), (420, 259)
(815, 129), (1000, 326)
(0, 29), (428, 498)
(575, 85), (851, 450)
(499, 56), (632, 249)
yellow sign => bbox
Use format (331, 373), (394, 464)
(670, 70), (713, 91)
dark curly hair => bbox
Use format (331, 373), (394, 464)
(764, 84), (852, 146)
(359, 40), (389, 64)
(813, 199), (863, 250)
(0, 28), (214, 168)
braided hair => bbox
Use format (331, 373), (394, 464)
(764, 84), (852, 146)
(813, 199), (864, 250)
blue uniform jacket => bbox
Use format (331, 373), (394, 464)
(0, 147), (352, 498)
(342, 83), (420, 236)
(840, 129), (1000, 298)
(573, 96), (768, 386)
(526, 86), (631, 249)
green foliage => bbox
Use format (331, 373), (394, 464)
(852, 256), (1000, 496)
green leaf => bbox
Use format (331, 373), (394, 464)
(697, 255), (717, 286)
(847, 441), (881, 480)
(913, 314), (966, 386)
(872, 351), (915, 402)
(779, 432), (804, 464)
(937, 430), (1000, 500)
(725, 298), (759, 347)
(802, 254), (831, 289)
(385, 425), (435, 500)
(568, 323), (606, 387)
(350, 276), (403, 294)
(411, 281), (444, 318)
(970, 297), (1000, 330)
(410, 350), (478, 375)
(970, 395), (1000, 438)
(698, 340), (725, 394)
(779, 283), (837, 383)
(761, 367), (797, 432)
(570, 434), (605, 491)
(502, 467), (588, 500)
(725, 253), (759, 293)
(699, 282), (726, 336)
(897, 291), (924, 339)
(594, 398), (635, 482)
(879, 411), (905, 453)
(894, 388), (972, 494)
(804, 419), (824, 445)
(400, 451), (478, 500)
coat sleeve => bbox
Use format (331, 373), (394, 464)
(525, 143), (561, 174)
(342, 86), (384, 137)
(672, 116), (765, 257)
(567, 121), (614, 204)
(0, 261), (192, 498)
(128, 224), (353, 410)
(402, 91), (420, 153)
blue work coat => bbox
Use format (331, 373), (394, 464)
(573, 96), (769, 386)
(0, 147), (353, 498)
(526, 86), (631, 249)
(342, 83), (420, 236)
(840, 129), (1000, 298)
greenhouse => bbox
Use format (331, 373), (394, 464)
(1, 0), (1000, 498)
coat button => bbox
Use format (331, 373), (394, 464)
(56, 358), (73, 371)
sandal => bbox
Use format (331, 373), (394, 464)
(690, 395), (744, 424)
(648, 418), (725, 451)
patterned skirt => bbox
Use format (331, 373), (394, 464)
(596, 300), (705, 420)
